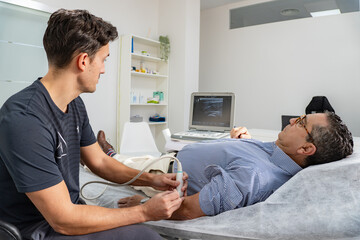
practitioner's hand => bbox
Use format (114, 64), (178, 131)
(141, 191), (183, 221)
(177, 171), (188, 197)
(182, 171), (188, 197)
(230, 127), (251, 139)
(151, 172), (189, 196)
(118, 195), (144, 208)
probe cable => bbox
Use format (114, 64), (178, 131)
(80, 155), (183, 200)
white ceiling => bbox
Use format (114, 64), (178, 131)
(200, 0), (245, 10)
(200, 0), (360, 11)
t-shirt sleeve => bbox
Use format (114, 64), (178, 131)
(0, 112), (63, 193)
(198, 161), (260, 216)
(80, 113), (96, 147)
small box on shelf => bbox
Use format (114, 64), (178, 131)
(130, 115), (143, 122)
(149, 114), (165, 122)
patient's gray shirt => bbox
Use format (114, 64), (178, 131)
(176, 139), (302, 215)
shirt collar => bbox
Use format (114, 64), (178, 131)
(270, 142), (303, 176)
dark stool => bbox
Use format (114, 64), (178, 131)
(0, 220), (22, 240)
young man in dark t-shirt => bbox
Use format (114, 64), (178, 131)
(0, 9), (186, 240)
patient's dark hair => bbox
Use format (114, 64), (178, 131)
(305, 112), (353, 166)
(43, 9), (118, 68)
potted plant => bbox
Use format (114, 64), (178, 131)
(159, 35), (170, 61)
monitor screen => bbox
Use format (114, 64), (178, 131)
(189, 93), (235, 131)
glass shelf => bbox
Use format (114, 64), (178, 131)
(131, 53), (165, 63)
(148, 122), (167, 125)
(131, 71), (168, 78)
(130, 103), (167, 106)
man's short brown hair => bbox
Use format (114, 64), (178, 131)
(43, 9), (118, 68)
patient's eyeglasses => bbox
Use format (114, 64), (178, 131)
(295, 115), (314, 142)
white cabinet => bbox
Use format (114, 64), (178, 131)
(0, 1), (49, 107)
(117, 35), (169, 152)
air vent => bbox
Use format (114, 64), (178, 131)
(229, 0), (359, 29)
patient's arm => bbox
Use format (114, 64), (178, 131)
(118, 193), (206, 220)
(118, 195), (146, 208)
(170, 193), (206, 220)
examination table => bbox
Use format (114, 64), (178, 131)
(80, 130), (360, 240)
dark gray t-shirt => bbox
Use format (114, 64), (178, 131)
(0, 79), (96, 230)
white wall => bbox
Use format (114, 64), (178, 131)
(200, 4), (360, 136)
(158, 0), (200, 133)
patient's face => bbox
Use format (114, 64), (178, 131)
(276, 113), (328, 155)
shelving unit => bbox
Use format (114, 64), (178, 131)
(117, 34), (169, 152)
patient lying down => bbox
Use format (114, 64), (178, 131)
(99, 113), (352, 220)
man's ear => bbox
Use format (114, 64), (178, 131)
(76, 53), (89, 72)
(297, 142), (316, 156)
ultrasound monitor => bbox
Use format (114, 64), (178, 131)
(189, 92), (235, 132)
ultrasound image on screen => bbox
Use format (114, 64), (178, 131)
(192, 96), (231, 127)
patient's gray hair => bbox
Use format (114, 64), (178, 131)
(305, 112), (353, 166)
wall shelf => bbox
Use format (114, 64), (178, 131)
(117, 34), (169, 152)
(131, 53), (164, 63)
(131, 71), (168, 78)
(130, 103), (167, 106)
(148, 122), (167, 125)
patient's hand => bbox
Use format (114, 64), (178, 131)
(118, 195), (145, 208)
(230, 127), (251, 139)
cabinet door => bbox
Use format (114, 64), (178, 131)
(0, 2), (50, 106)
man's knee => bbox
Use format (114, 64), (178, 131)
(29, 222), (162, 240)
(108, 224), (162, 240)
